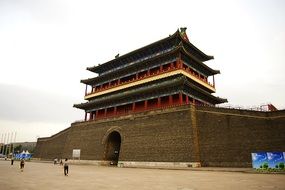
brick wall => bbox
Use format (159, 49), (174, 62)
(196, 107), (285, 167)
(54, 107), (199, 162)
(34, 105), (285, 167)
(33, 127), (70, 159)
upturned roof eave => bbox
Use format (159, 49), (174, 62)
(75, 75), (227, 110)
(80, 45), (181, 85)
(178, 45), (219, 75)
(184, 80), (227, 104)
(74, 75), (185, 109)
(87, 29), (214, 74)
(177, 32), (214, 62)
(87, 30), (180, 73)
(81, 44), (218, 85)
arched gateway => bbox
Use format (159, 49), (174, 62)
(104, 131), (121, 165)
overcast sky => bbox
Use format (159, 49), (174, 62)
(0, 0), (284, 142)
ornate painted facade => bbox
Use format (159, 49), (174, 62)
(74, 28), (227, 121)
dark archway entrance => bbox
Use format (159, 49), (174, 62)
(104, 131), (121, 165)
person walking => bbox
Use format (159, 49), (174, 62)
(63, 158), (69, 176)
(59, 159), (63, 166)
(20, 159), (25, 172)
(11, 157), (14, 165)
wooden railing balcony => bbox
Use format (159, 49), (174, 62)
(73, 101), (212, 124)
(85, 66), (215, 97)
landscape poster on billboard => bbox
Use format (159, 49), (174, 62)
(267, 152), (284, 169)
(251, 152), (268, 169)
(251, 152), (285, 169)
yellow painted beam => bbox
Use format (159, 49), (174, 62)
(85, 69), (215, 100)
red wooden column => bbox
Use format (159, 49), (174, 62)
(89, 112), (93, 120)
(84, 112), (87, 121)
(170, 62), (174, 69)
(95, 110), (99, 119)
(136, 73), (138, 80)
(179, 93), (183, 105)
(157, 97), (161, 108)
(144, 100), (148, 110)
(169, 95), (173, 106)
(104, 109), (107, 117)
(186, 96), (189, 104)
(193, 99), (196, 105)
(118, 78), (121, 85)
(132, 102), (136, 112)
(147, 69), (150, 76)
(176, 58), (180, 68)
(213, 75), (215, 87)
(160, 65), (163, 72)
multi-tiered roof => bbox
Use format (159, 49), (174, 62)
(74, 28), (227, 121)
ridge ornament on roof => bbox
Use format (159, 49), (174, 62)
(179, 27), (189, 42)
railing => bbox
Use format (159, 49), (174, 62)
(181, 66), (214, 87)
(216, 103), (279, 112)
(72, 102), (282, 124)
(73, 102), (193, 124)
(73, 99), (216, 124)
(85, 66), (214, 97)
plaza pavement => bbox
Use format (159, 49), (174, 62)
(0, 160), (284, 190)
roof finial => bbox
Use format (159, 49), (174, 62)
(180, 27), (187, 33)
(179, 27), (189, 42)
(115, 53), (120, 58)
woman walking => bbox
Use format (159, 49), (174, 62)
(63, 158), (69, 176)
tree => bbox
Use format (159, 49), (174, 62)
(279, 162), (284, 170)
(263, 163), (269, 169)
(14, 145), (22, 153)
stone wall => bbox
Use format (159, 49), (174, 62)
(39, 106), (200, 163)
(33, 126), (70, 160)
(196, 107), (285, 167)
(34, 105), (285, 167)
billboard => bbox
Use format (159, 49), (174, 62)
(72, 149), (81, 158)
(251, 152), (285, 169)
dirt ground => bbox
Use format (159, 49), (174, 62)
(0, 160), (284, 190)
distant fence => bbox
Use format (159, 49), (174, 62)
(216, 103), (281, 112)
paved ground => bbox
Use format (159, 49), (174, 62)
(0, 160), (285, 190)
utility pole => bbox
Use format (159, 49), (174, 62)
(5, 133), (10, 156)
(9, 132), (13, 156)
(12, 132), (17, 155)
(2, 133), (6, 155)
